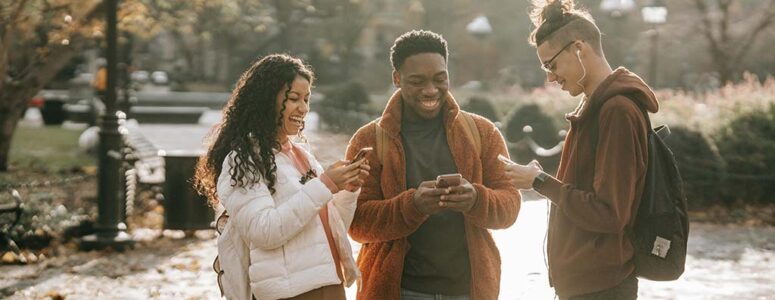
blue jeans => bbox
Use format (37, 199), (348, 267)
(400, 288), (470, 300)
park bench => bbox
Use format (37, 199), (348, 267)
(66, 104), (208, 125)
(128, 106), (208, 124)
(123, 126), (213, 231)
(132, 91), (229, 109)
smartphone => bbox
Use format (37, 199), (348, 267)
(498, 154), (516, 166)
(352, 147), (373, 162)
(436, 173), (462, 188)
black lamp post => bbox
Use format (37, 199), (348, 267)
(80, 0), (134, 251)
(641, 0), (667, 87)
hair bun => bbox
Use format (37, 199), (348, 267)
(543, 0), (577, 24)
(543, 1), (564, 22)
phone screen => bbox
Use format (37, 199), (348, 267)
(436, 173), (462, 188)
(498, 154), (516, 165)
(353, 147), (373, 162)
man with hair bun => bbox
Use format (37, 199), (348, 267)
(504, 0), (660, 299)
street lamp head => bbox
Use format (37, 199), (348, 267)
(600, 0), (636, 18)
(408, 0), (424, 14)
(641, 0), (667, 24)
(466, 15), (493, 39)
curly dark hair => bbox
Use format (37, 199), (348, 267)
(390, 30), (448, 71)
(194, 54), (314, 207)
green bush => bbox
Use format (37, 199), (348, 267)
(319, 81), (371, 111)
(316, 81), (375, 134)
(504, 104), (559, 146)
(503, 104), (562, 173)
(713, 105), (775, 204)
(461, 96), (499, 122)
(315, 106), (375, 134)
(663, 126), (726, 208)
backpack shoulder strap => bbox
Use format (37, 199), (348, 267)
(459, 111), (482, 158)
(590, 94), (653, 150)
(374, 117), (387, 165)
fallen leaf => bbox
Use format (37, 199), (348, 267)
(2, 251), (18, 264)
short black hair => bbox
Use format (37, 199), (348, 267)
(390, 30), (448, 71)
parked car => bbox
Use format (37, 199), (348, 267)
(151, 71), (169, 85)
(131, 70), (150, 84)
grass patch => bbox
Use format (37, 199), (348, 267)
(8, 125), (95, 173)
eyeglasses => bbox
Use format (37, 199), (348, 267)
(541, 41), (576, 73)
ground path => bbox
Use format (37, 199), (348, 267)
(2, 118), (772, 299)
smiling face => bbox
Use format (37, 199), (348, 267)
(275, 75), (311, 140)
(537, 40), (586, 97)
(393, 52), (449, 120)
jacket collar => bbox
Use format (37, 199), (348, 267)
(377, 89), (462, 137)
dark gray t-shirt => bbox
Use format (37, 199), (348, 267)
(400, 112), (471, 295)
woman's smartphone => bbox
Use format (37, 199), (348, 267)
(498, 154), (516, 166)
(352, 147), (373, 163)
(436, 173), (462, 188)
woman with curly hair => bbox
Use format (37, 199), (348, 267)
(194, 54), (368, 300)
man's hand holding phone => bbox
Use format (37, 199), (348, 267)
(436, 174), (477, 213)
(410, 173), (478, 215)
(412, 181), (450, 215)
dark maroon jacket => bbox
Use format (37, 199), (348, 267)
(536, 68), (659, 297)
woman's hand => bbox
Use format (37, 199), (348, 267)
(344, 159), (370, 192)
(323, 160), (364, 191)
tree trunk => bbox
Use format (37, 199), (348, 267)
(0, 44), (84, 171)
(0, 93), (27, 172)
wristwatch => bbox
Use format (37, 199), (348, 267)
(532, 171), (549, 190)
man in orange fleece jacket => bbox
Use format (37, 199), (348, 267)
(345, 30), (521, 300)
(505, 1), (659, 299)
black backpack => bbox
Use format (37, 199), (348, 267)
(592, 95), (690, 281)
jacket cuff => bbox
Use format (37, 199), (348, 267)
(401, 189), (428, 223)
(301, 178), (334, 208)
(320, 173), (340, 194)
(466, 183), (487, 215)
(535, 175), (563, 207)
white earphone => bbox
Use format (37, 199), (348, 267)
(575, 48), (587, 93)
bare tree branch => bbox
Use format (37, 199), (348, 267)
(732, 0), (775, 65)
(0, 0), (29, 92)
(15, 1), (103, 89)
(694, 0), (725, 61)
(719, 0), (730, 50)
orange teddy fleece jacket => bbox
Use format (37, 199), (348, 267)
(345, 89), (521, 300)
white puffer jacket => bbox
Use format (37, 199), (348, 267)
(216, 143), (360, 300)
